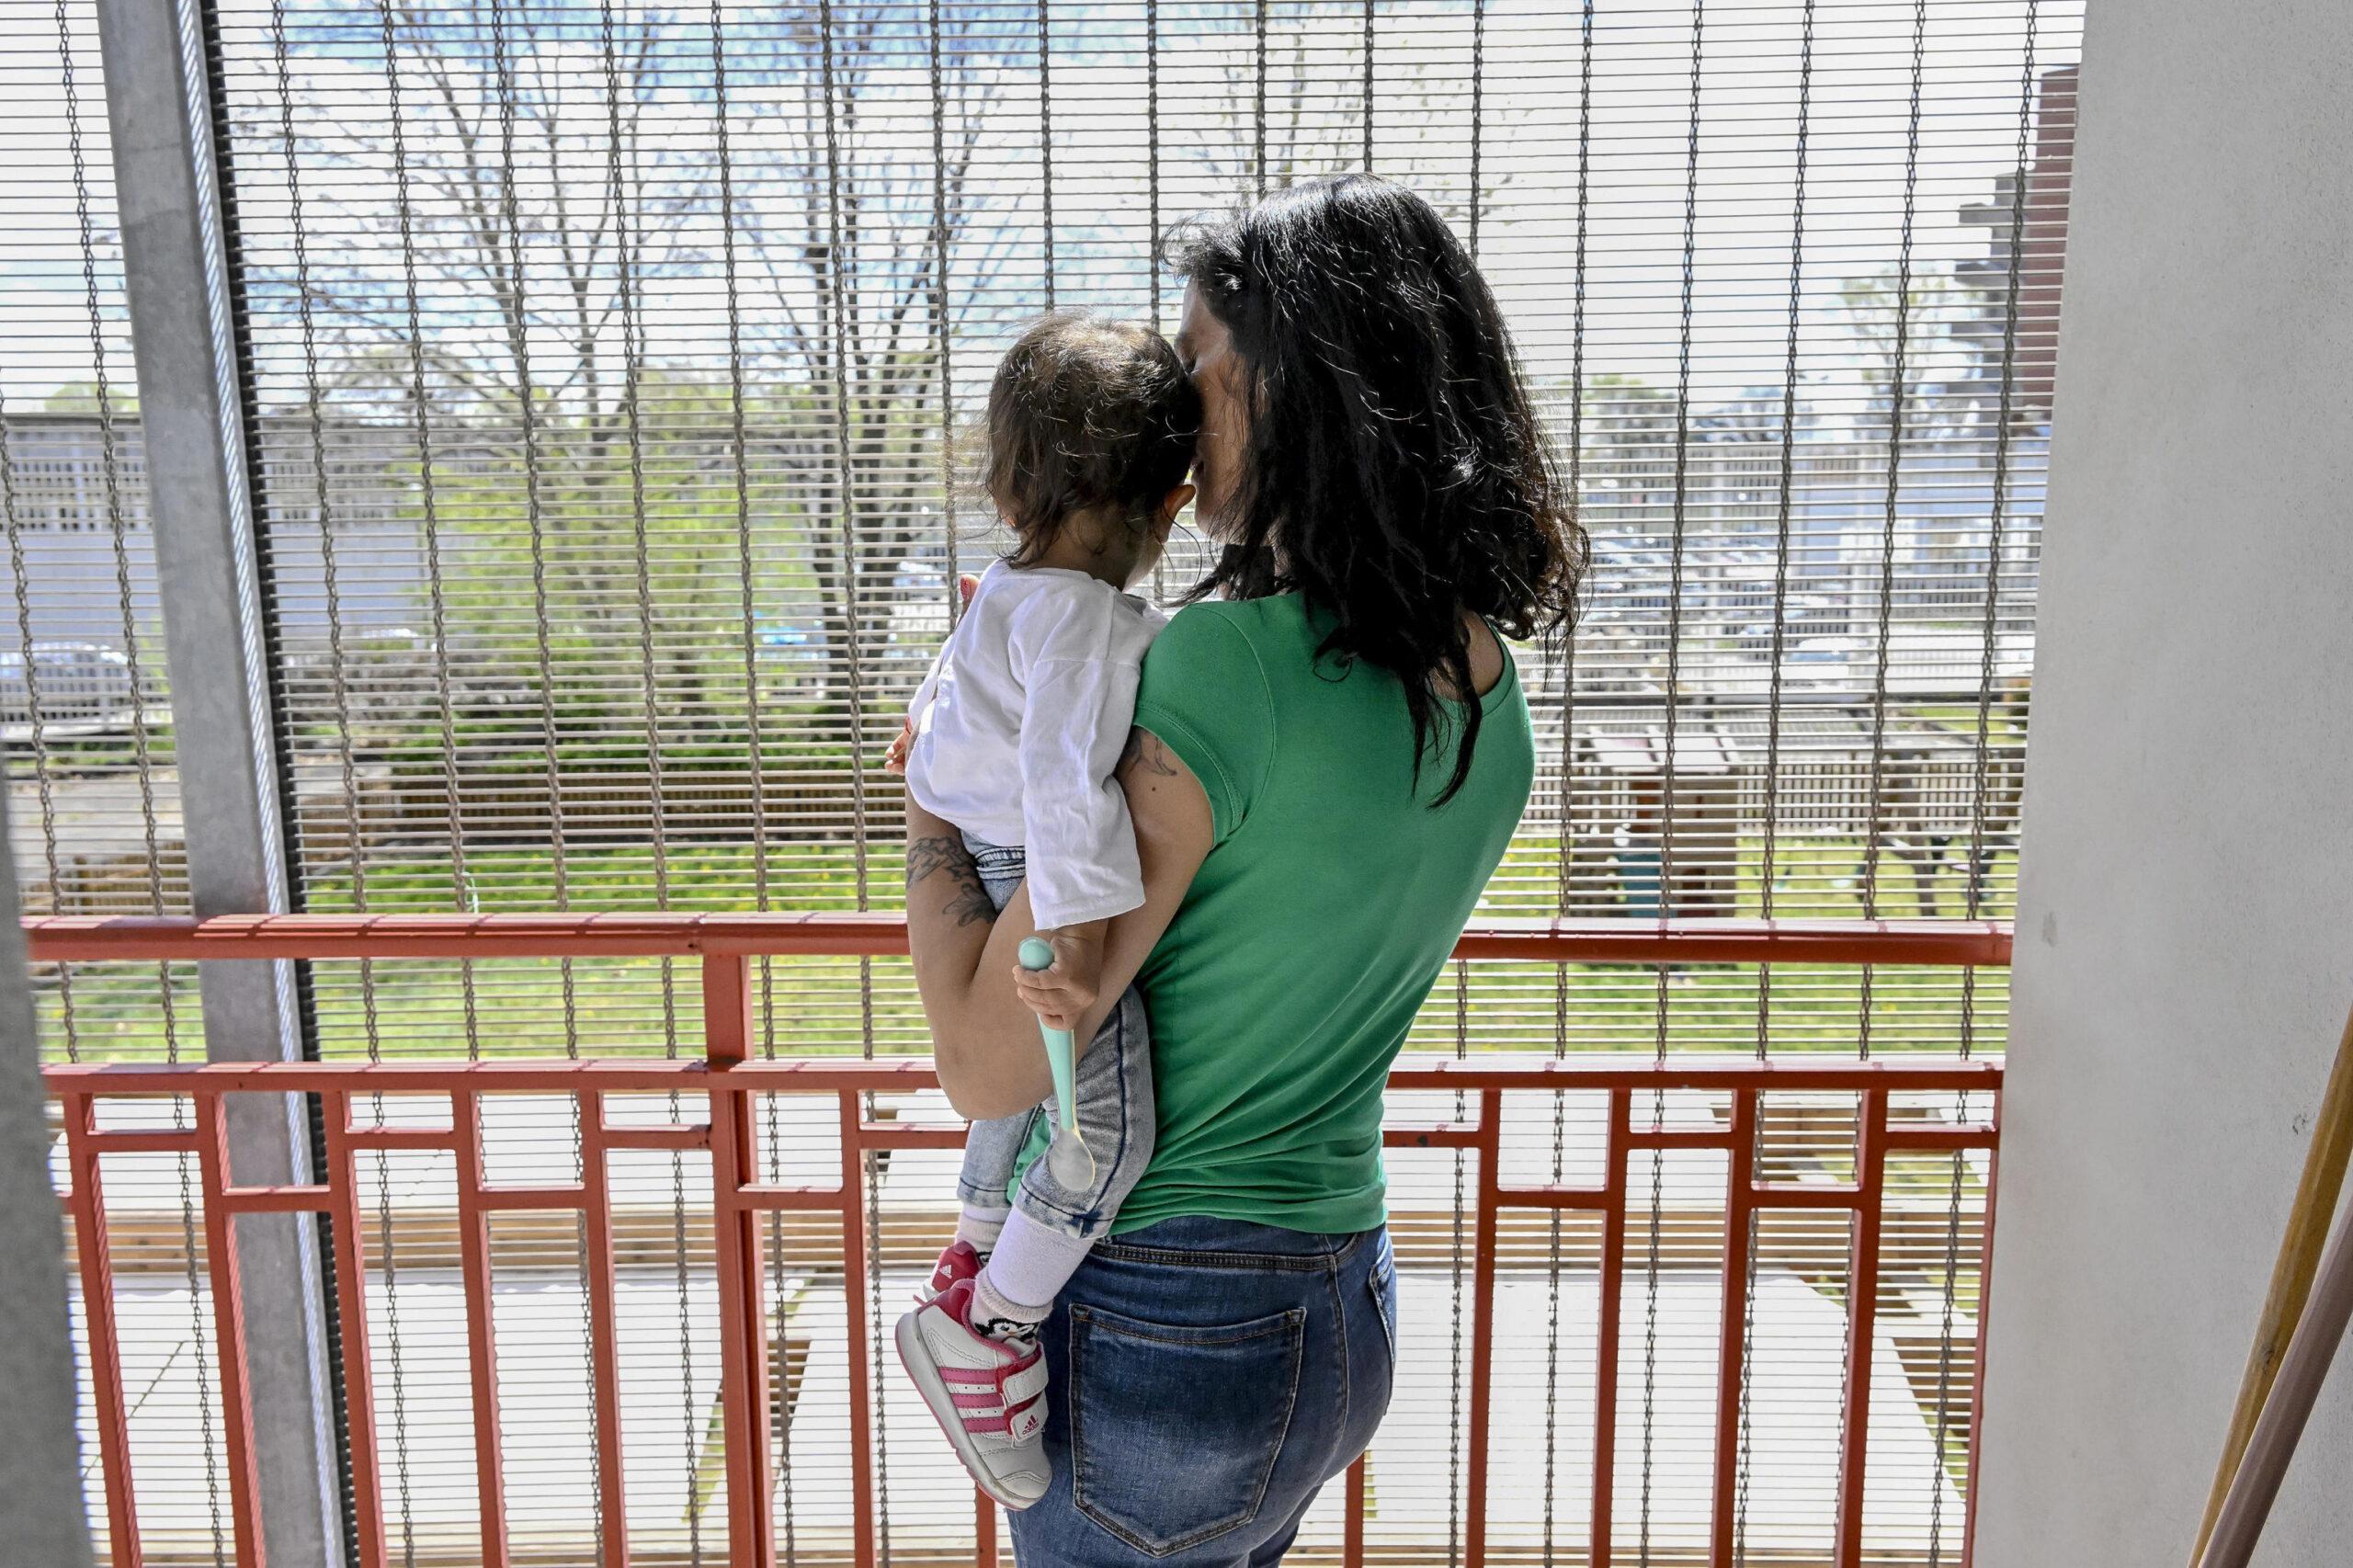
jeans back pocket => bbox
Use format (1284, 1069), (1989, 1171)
(1368, 1238), (1398, 1376)
(1069, 1301), (1305, 1557)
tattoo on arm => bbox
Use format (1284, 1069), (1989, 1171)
(906, 833), (997, 927)
(1117, 728), (1179, 779)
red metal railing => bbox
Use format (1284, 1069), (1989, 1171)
(32, 915), (2007, 1568)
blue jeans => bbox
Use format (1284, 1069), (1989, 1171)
(1007, 1218), (1399, 1566)
(956, 835), (1155, 1240)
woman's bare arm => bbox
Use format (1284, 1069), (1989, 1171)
(904, 729), (1214, 1121)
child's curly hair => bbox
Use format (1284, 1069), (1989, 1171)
(985, 313), (1201, 568)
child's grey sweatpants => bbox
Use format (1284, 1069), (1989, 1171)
(953, 833), (1154, 1242)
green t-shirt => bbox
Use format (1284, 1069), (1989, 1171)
(1095, 593), (1532, 1235)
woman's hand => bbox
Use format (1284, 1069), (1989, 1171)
(904, 729), (1214, 1121)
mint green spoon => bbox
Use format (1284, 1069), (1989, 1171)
(1018, 937), (1097, 1188)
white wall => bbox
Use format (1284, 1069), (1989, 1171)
(1972, 4), (2353, 1564)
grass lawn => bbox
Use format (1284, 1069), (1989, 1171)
(36, 832), (2012, 1064)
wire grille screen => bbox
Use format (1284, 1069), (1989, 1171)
(1, 0), (202, 1059)
(198, 0), (2078, 1062)
(6, 0), (2075, 1562)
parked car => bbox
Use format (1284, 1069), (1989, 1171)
(0, 642), (136, 724)
(1777, 635), (1870, 690)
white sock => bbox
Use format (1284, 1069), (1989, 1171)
(956, 1203), (1007, 1256)
(977, 1208), (1093, 1325)
(972, 1271), (1045, 1335)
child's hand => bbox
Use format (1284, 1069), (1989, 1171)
(1012, 926), (1105, 1034)
(881, 580), (973, 777)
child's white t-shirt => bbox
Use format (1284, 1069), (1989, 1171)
(904, 561), (1167, 929)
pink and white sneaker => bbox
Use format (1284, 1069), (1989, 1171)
(894, 1277), (1051, 1509)
(923, 1239), (983, 1301)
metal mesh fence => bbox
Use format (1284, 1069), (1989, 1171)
(8, 0), (2075, 1561)
(2, 0), (201, 1062)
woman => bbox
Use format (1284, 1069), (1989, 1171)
(904, 175), (1585, 1565)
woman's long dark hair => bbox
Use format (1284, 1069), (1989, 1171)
(1167, 175), (1586, 805)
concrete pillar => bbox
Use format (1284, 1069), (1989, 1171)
(94, 0), (345, 1562)
(0, 792), (95, 1568)
(1972, 4), (2353, 1564)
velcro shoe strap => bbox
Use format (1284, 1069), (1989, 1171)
(1001, 1356), (1049, 1410)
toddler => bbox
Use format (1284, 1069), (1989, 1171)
(890, 312), (1199, 1509)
